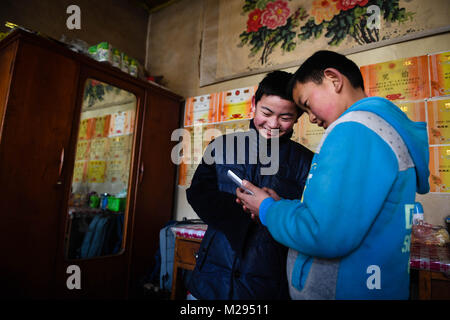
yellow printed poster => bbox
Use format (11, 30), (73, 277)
(393, 101), (426, 123)
(78, 118), (95, 140)
(73, 161), (87, 183)
(184, 94), (219, 127)
(218, 86), (256, 122)
(75, 140), (90, 161)
(93, 115), (111, 138)
(90, 138), (109, 160)
(429, 146), (450, 193)
(87, 160), (106, 183)
(297, 113), (325, 153)
(427, 98), (450, 145)
(78, 119), (88, 140)
(429, 51), (450, 97)
(360, 56), (430, 101)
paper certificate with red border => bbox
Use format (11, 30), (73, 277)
(108, 110), (135, 136)
(429, 146), (450, 193)
(427, 98), (450, 146)
(360, 55), (430, 102)
(429, 51), (450, 97)
(218, 86), (256, 122)
(184, 94), (220, 127)
(93, 115), (111, 138)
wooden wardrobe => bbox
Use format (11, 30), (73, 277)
(0, 29), (182, 299)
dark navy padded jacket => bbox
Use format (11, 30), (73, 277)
(186, 120), (313, 300)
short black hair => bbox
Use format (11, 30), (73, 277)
(255, 70), (302, 117)
(288, 50), (364, 99)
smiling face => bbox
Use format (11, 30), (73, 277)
(292, 78), (345, 130)
(252, 94), (299, 138)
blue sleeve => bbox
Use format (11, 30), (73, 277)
(259, 197), (275, 225)
(263, 122), (399, 258)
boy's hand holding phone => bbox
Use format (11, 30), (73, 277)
(236, 180), (272, 220)
(228, 170), (281, 221)
(227, 170), (254, 195)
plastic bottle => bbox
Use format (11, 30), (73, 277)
(412, 202), (424, 225)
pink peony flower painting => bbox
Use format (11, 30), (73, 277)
(261, 0), (290, 30)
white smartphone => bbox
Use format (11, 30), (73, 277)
(227, 170), (254, 195)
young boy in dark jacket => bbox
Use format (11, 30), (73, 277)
(185, 71), (313, 300)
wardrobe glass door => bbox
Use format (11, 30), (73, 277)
(65, 78), (137, 260)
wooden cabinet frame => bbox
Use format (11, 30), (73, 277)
(0, 30), (182, 299)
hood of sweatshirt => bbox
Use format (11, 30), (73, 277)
(343, 97), (430, 194)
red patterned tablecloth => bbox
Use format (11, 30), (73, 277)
(171, 224), (208, 239)
(170, 226), (449, 273)
(410, 243), (450, 273)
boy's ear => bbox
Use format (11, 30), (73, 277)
(323, 68), (343, 93)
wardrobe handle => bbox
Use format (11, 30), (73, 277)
(56, 148), (64, 185)
(139, 162), (144, 184)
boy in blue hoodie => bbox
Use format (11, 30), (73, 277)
(236, 50), (430, 299)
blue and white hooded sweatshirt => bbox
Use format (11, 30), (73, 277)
(259, 97), (430, 299)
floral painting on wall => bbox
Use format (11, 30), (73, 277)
(239, 0), (414, 65)
(200, 0), (450, 86)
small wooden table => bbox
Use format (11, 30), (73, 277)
(416, 269), (450, 299)
(170, 236), (202, 300)
(170, 224), (207, 300)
